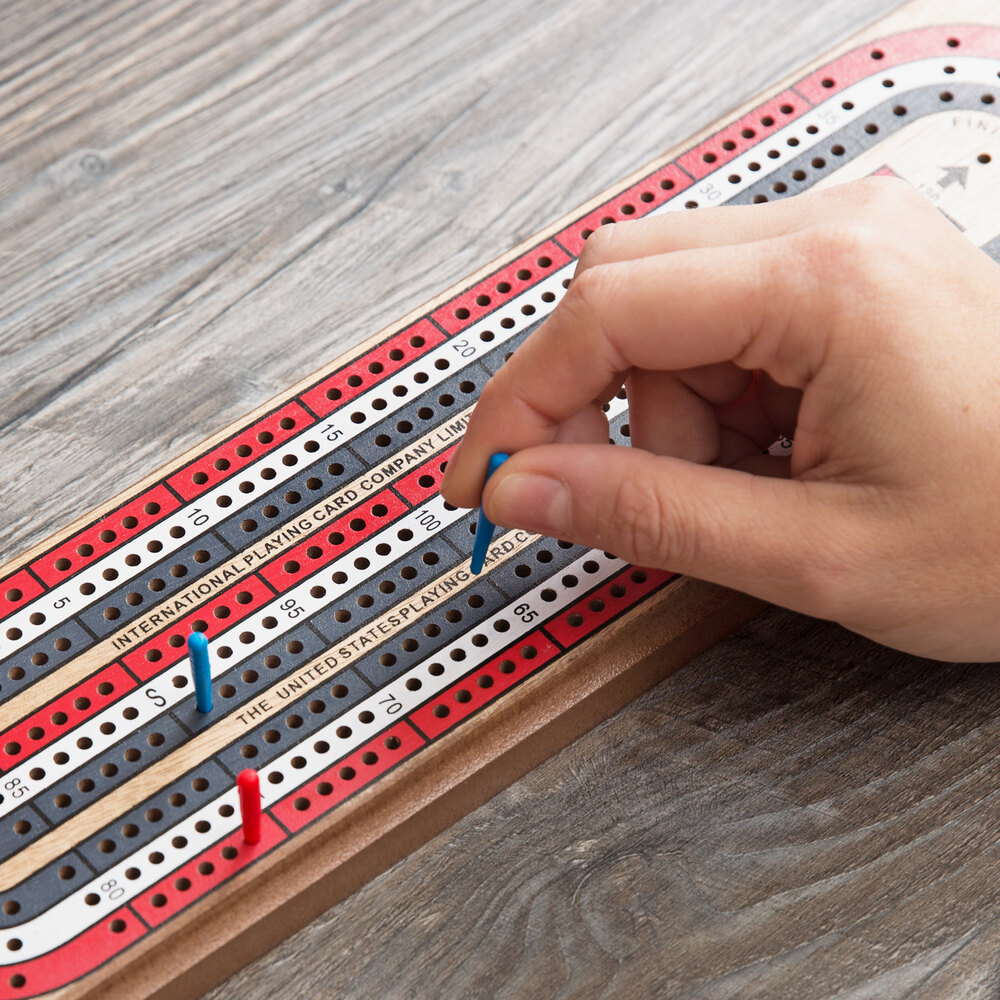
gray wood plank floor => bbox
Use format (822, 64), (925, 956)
(10, 0), (1000, 997)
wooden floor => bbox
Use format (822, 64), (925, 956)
(6, 0), (1000, 996)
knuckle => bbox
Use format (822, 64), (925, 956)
(801, 219), (877, 263)
(813, 175), (928, 225)
(576, 223), (619, 269)
(559, 264), (615, 329)
(842, 173), (918, 210)
(811, 176), (934, 256)
(793, 220), (896, 292)
(558, 263), (632, 372)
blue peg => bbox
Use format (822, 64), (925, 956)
(188, 631), (213, 713)
(470, 452), (509, 575)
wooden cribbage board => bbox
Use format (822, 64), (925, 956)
(4, 0), (1000, 996)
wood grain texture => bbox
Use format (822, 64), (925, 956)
(12, 0), (1000, 997)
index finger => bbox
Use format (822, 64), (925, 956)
(441, 230), (832, 507)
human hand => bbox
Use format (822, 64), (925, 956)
(440, 177), (1000, 661)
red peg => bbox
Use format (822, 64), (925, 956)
(237, 769), (261, 844)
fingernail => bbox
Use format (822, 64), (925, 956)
(488, 473), (571, 536)
(440, 442), (461, 484)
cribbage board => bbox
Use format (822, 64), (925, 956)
(3, 0), (1000, 996)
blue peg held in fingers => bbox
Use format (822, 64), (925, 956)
(470, 452), (509, 575)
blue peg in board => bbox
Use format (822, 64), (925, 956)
(188, 631), (213, 713)
(470, 452), (509, 575)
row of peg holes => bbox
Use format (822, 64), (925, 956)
(0, 781), (222, 910)
(290, 731), (408, 813)
(146, 824), (257, 908)
(102, 549), (213, 619)
(2, 680), (116, 758)
(188, 417), (298, 486)
(232, 591), (489, 762)
(366, 591), (487, 671)
(2, 634), (74, 686)
(273, 502), (393, 579)
(248, 730), (403, 786)
(93, 774), (215, 859)
(5, 731), (168, 843)
(323, 334), (429, 402)
(238, 680), (354, 760)
(237, 462), (348, 533)
(42, 501), (164, 581)
(564, 569), (649, 630)
(47, 731), (166, 812)
(4, 519), (195, 640)
(696, 101), (800, 167)
(575, 101), (798, 235)
(817, 39), (962, 95)
(748, 85), (997, 203)
(0, 635), (298, 766)
(429, 641), (541, 721)
(143, 729), (405, 918)
(385, 557), (612, 720)
(452, 256), (555, 319)
(370, 383), (477, 450)
(584, 69), (993, 220)
(143, 589), (257, 663)
(87, 796), (236, 908)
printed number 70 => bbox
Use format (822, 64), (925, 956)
(379, 692), (403, 715)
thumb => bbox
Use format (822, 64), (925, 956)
(483, 443), (858, 618)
